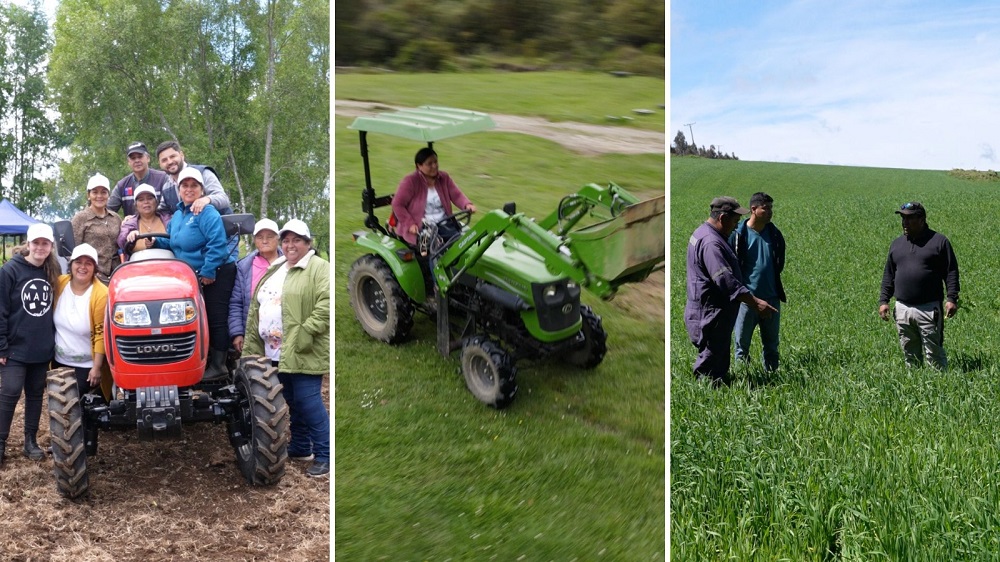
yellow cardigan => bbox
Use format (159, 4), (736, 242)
(55, 274), (112, 399)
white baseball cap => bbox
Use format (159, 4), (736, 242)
(177, 166), (204, 186)
(134, 183), (157, 201)
(26, 223), (54, 243)
(87, 173), (110, 192)
(69, 243), (99, 265)
(279, 219), (311, 241)
(253, 218), (280, 236)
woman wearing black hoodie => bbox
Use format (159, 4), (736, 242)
(0, 223), (60, 466)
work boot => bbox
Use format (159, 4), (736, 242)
(23, 434), (44, 461)
(203, 349), (230, 380)
(0, 440), (6, 467)
(306, 461), (329, 478)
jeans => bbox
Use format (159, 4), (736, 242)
(277, 372), (330, 463)
(734, 299), (781, 371)
(0, 360), (48, 441)
(894, 301), (946, 369)
(203, 261), (237, 353)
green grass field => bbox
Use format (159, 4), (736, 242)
(671, 156), (1000, 560)
(335, 73), (665, 560)
(336, 70), (666, 132)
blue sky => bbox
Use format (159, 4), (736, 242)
(671, 1), (1000, 171)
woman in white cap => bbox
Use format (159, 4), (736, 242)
(228, 218), (282, 355)
(150, 166), (236, 379)
(52, 243), (110, 398)
(117, 183), (173, 260)
(71, 173), (123, 279)
(244, 219), (329, 477)
(0, 223), (60, 466)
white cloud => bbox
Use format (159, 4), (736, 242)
(671, 1), (1000, 170)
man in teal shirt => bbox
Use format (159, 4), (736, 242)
(729, 192), (786, 372)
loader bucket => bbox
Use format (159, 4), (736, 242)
(565, 195), (665, 288)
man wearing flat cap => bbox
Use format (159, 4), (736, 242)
(878, 201), (959, 369)
(685, 196), (778, 385)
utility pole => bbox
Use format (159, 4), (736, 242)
(684, 122), (696, 148)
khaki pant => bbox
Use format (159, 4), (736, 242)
(894, 301), (946, 370)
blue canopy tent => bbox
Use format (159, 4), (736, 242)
(0, 199), (42, 262)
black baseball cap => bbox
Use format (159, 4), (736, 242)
(895, 202), (926, 216)
(710, 196), (750, 214)
(126, 142), (148, 156)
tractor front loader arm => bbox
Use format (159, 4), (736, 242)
(536, 182), (641, 236)
(433, 209), (618, 300)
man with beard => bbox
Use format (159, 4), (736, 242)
(879, 202), (960, 369)
(108, 142), (170, 217)
(154, 140), (237, 258)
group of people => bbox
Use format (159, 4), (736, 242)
(0, 140), (331, 478)
(684, 193), (959, 386)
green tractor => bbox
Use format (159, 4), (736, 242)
(347, 106), (664, 408)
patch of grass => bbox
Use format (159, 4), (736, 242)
(671, 157), (1000, 559)
(335, 76), (664, 559)
(335, 70), (666, 132)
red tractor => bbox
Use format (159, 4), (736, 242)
(46, 215), (289, 499)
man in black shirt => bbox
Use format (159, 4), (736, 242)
(878, 202), (959, 369)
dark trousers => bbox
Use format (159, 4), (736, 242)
(52, 361), (96, 395)
(693, 328), (733, 382)
(277, 372), (330, 463)
(0, 360), (48, 441)
(203, 262), (237, 353)
(686, 305), (738, 383)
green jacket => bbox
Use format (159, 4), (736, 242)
(244, 249), (330, 375)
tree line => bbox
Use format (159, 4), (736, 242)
(335, 0), (665, 77)
(0, 0), (329, 249)
(671, 130), (739, 161)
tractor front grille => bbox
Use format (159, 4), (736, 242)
(115, 333), (197, 364)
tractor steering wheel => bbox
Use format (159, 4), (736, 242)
(126, 232), (170, 254)
(439, 209), (473, 229)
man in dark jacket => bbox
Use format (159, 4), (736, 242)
(108, 142), (170, 217)
(878, 202), (959, 369)
(729, 192), (786, 371)
(685, 196), (777, 385)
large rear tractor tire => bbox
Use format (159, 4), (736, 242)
(564, 305), (608, 369)
(460, 337), (517, 409)
(348, 254), (414, 343)
(47, 368), (89, 499)
(232, 357), (289, 485)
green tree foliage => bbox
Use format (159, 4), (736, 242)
(48, 0), (329, 244)
(334, 0), (665, 77)
(0, 2), (61, 215)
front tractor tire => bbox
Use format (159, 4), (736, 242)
(348, 254), (414, 344)
(47, 368), (89, 499)
(232, 357), (289, 485)
(564, 305), (608, 369)
(461, 337), (518, 409)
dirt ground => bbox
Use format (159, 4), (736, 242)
(0, 377), (330, 562)
(0, 103), (661, 562)
(334, 100), (667, 156)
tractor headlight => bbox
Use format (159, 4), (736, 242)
(114, 303), (151, 326)
(160, 300), (196, 325)
(544, 284), (559, 300)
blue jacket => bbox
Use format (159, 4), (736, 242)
(228, 249), (281, 339)
(156, 201), (233, 280)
